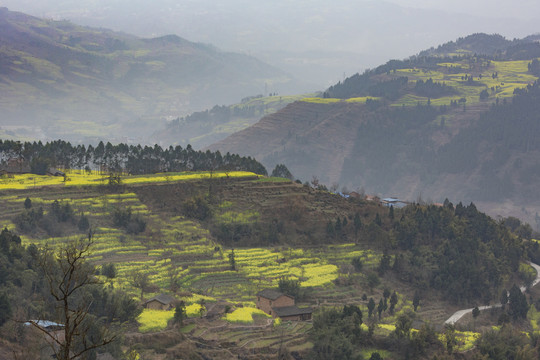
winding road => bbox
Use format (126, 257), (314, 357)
(444, 262), (540, 325)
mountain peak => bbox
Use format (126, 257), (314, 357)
(148, 34), (187, 44)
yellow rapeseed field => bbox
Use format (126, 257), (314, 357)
(0, 170), (259, 190)
(223, 307), (271, 323)
(137, 309), (174, 333)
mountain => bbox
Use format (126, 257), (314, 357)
(0, 8), (293, 143)
(418, 33), (540, 57)
(4, 1), (539, 90)
(209, 34), (540, 225)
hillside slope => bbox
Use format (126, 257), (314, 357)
(209, 34), (540, 224)
(0, 7), (292, 142)
(210, 101), (373, 183)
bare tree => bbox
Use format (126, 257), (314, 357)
(32, 233), (116, 360)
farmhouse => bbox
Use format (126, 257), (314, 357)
(143, 294), (176, 310)
(0, 158), (31, 174)
(256, 289), (294, 315)
(349, 191), (362, 199)
(365, 195), (380, 202)
(256, 289), (312, 320)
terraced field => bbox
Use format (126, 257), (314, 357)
(0, 173), (396, 331)
(390, 59), (537, 107)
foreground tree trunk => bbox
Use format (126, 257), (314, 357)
(32, 232), (115, 360)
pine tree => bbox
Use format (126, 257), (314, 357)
(174, 301), (187, 326)
(24, 197), (32, 209)
(389, 291), (398, 314)
(228, 249), (236, 270)
(368, 298), (375, 318)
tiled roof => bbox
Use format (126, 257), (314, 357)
(272, 305), (312, 317)
(144, 293), (175, 305)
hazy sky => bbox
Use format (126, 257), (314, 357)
(0, 0), (538, 88)
(391, 0), (540, 20)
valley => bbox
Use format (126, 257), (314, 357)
(1, 5), (540, 357)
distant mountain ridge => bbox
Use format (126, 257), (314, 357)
(0, 7), (293, 142)
(418, 32), (540, 58)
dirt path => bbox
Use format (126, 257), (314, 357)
(444, 262), (540, 325)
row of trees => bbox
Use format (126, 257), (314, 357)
(323, 74), (409, 100)
(0, 139), (267, 176)
(169, 103), (264, 127)
(414, 78), (457, 98)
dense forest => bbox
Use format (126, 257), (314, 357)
(340, 102), (441, 190)
(306, 200), (539, 359)
(335, 80), (540, 202)
(390, 201), (521, 304)
(154, 100), (284, 148)
(0, 140), (267, 176)
(324, 75), (410, 100)
(435, 80), (540, 200)
(169, 103), (264, 128)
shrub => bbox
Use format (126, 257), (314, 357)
(113, 207), (146, 234)
(182, 196), (212, 221)
(126, 216), (146, 234)
(14, 207), (43, 233)
(351, 257), (363, 272)
(102, 263), (117, 279)
(24, 197), (32, 209)
(279, 278), (301, 299)
(50, 200), (74, 222)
